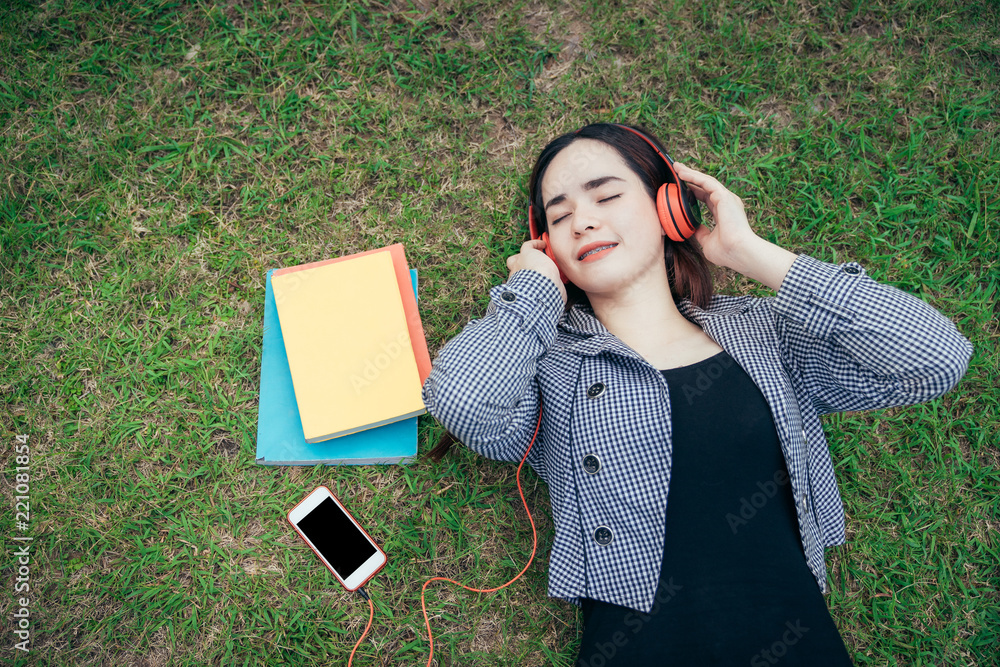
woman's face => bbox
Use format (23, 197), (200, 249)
(540, 139), (666, 295)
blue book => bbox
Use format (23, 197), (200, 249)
(255, 268), (419, 465)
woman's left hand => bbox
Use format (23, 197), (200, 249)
(672, 162), (759, 270)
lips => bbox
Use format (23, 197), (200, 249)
(577, 241), (619, 261)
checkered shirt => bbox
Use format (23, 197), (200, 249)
(421, 254), (973, 613)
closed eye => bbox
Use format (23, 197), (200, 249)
(551, 194), (622, 225)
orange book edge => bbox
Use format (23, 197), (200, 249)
(272, 244), (431, 384)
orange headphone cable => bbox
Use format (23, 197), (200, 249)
(348, 596), (375, 665)
(345, 404), (543, 666)
(420, 403), (543, 665)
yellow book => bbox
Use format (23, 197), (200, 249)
(271, 250), (425, 443)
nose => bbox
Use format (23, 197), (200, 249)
(570, 202), (601, 235)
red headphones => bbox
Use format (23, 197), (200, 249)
(527, 124), (701, 284)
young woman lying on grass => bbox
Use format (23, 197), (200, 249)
(422, 122), (973, 665)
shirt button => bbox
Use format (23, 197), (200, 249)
(843, 265), (861, 275)
(587, 382), (606, 399)
(500, 291), (517, 302)
(583, 454), (601, 474)
(799, 493), (808, 509)
(593, 526), (613, 546)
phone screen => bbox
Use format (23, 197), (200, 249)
(297, 496), (377, 577)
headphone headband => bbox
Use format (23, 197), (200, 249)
(613, 124), (676, 168)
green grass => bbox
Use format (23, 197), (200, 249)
(1, 0), (997, 664)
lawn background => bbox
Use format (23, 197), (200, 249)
(1, 0), (998, 665)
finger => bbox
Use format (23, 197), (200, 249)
(681, 179), (712, 205)
(683, 179), (708, 196)
(673, 163), (720, 201)
(674, 161), (705, 176)
(693, 224), (713, 248)
(674, 163), (724, 192)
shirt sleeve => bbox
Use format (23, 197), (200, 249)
(771, 254), (974, 415)
(421, 269), (564, 465)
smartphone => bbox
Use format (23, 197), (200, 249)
(287, 486), (387, 591)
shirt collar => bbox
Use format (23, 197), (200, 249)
(559, 298), (707, 335)
(557, 296), (751, 356)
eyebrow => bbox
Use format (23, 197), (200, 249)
(544, 176), (626, 210)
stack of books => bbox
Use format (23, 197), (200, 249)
(255, 244), (430, 465)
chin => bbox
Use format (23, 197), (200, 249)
(571, 274), (631, 296)
(573, 261), (664, 295)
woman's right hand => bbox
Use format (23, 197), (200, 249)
(506, 239), (568, 304)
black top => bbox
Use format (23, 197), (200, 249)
(575, 351), (853, 666)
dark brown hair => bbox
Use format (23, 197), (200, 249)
(427, 123), (714, 462)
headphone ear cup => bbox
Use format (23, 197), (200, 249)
(531, 204), (569, 284)
(657, 183), (696, 242)
(541, 232), (569, 284)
